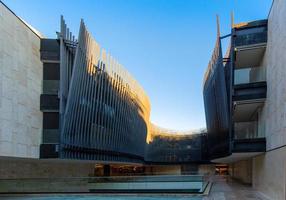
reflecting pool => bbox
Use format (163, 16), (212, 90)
(0, 195), (202, 200)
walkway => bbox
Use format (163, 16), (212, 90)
(203, 176), (269, 200)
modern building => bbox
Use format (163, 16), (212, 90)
(146, 124), (208, 164)
(203, 17), (267, 162)
(40, 18), (151, 164)
(1, 0), (286, 198)
(203, 0), (286, 199)
(0, 1), (206, 179)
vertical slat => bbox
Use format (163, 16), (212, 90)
(61, 19), (151, 162)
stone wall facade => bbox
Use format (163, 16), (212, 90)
(253, 147), (286, 200)
(0, 158), (95, 193)
(231, 1), (286, 199)
(0, 158), (95, 179)
(0, 3), (43, 158)
(260, 0), (286, 151)
(252, 0), (286, 199)
(229, 160), (252, 185)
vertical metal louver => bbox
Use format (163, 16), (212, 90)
(203, 16), (230, 159)
(60, 20), (151, 162)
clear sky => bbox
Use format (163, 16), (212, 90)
(2, 0), (272, 131)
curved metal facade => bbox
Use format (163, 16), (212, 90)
(60, 21), (151, 162)
(203, 17), (230, 159)
(145, 124), (206, 163)
(57, 18), (209, 164)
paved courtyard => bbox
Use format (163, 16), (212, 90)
(204, 176), (269, 200)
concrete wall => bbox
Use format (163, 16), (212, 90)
(229, 159), (252, 185)
(145, 165), (181, 175)
(0, 158), (96, 193)
(198, 164), (216, 175)
(0, 3), (42, 158)
(253, 147), (286, 200)
(260, 0), (286, 151)
(0, 158), (95, 178)
(253, 0), (286, 199)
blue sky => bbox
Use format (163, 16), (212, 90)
(2, 0), (272, 131)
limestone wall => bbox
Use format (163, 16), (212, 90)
(0, 3), (42, 158)
(0, 158), (96, 193)
(0, 158), (95, 179)
(260, 0), (286, 151)
(253, 0), (286, 199)
(253, 147), (286, 200)
(229, 160), (252, 184)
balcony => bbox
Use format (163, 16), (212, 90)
(235, 30), (267, 47)
(233, 66), (266, 104)
(234, 25), (267, 69)
(234, 66), (265, 85)
(234, 121), (264, 140)
(232, 66), (266, 154)
(212, 120), (266, 163)
(232, 121), (266, 153)
(40, 39), (60, 62)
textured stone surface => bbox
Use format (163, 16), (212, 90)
(0, 158), (95, 179)
(253, 147), (286, 200)
(252, 1), (286, 199)
(203, 176), (270, 200)
(0, 3), (42, 158)
(229, 160), (252, 185)
(259, 0), (286, 151)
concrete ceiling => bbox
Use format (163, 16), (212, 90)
(235, 44), (266, 68)
(233, 102), (264, 122)
(212, 152), (264, 164)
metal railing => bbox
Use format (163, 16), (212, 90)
(235, 31), (267, 47)
(0, 174), (209, 193)
(234, 66), (266, 85)
(234, 121), (265, 139)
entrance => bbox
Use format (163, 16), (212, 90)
(215, 164), (228, 175)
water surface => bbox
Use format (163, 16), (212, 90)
(0, 195), (202, 200)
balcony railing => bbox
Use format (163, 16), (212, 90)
(235, 28), (267, 47)
(234, 121), (265, 139)
(234, 66), (266, 85)
(0, 175), (209, 193)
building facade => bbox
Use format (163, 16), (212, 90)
(203, 0), (286, 199)
(204, 18), (267, 163)
(1, 0), (286, 198)
(203, 18), (230, 160)
(146, 124), (207, 163)
(0, 1), (204, 166)
(60, 20), (150, 163)
(0, 2), (42, 158)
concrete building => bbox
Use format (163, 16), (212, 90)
(0, 1), (206, 178)
(1, 0), (286, 198)
(203, 0), (286, 199)
(0, 2), (42, 158)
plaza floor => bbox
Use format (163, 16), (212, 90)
(203, 176), (269, 200)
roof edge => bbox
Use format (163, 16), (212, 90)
(0, 0), (43, 38)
